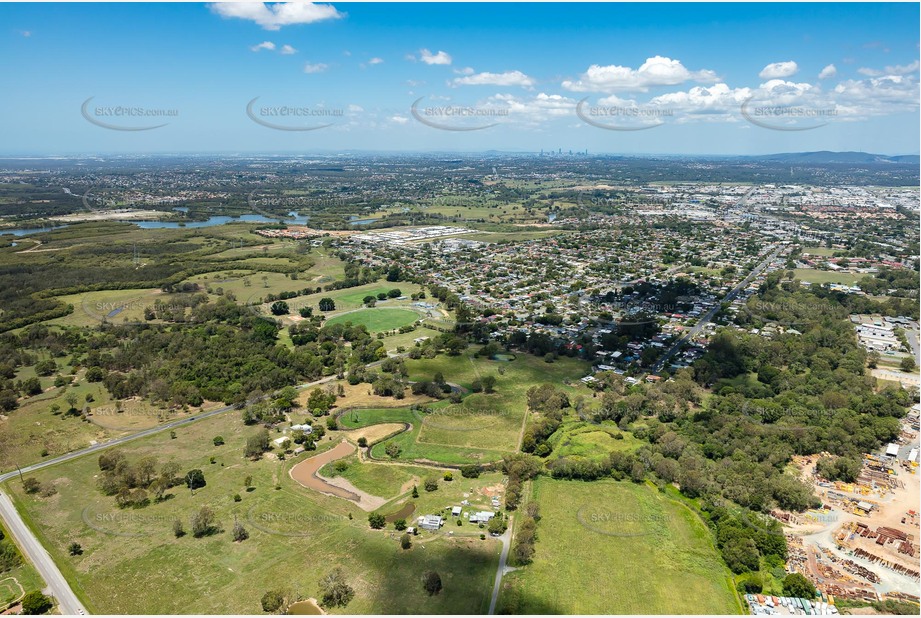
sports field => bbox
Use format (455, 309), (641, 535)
(325, 308), (419, 332)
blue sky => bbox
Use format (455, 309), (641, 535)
(1, 2), (918, 155)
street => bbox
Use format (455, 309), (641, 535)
(650, 244), (783, 373)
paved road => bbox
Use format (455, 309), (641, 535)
(650, 244), (783, 374)
(0, 492), (86, 615)
(487, 522), (513, 615)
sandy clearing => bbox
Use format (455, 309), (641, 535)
(339, 423), (405, 445)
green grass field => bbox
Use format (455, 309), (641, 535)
(792, 268), (862, 286)
(498, 478), (742, 615)
(3, 410), (501, 614)
(326, 308), (419, 333)
(319, 455), (432, 499)
(546, 421), (644, 462)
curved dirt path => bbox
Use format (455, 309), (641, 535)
(289, 440), (386, 511)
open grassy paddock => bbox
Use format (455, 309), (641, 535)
(497, 478), (742, 615)
(3, 408), (501, 614)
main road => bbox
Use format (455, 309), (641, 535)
(650, 244), (784, 374)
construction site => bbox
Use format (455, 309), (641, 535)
(776, 411), (920, 608)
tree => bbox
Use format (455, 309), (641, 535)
(401, 533), (412, 549)
(460, 464), (481, 479)
(67, 542), (83, 556)
(213, 436), (225, 446)
(411, 485), (419, 498)
(357, 437), (368, 448)
(488, 516), (507, 535)
(270, 301), (289, 316)
(172, 518), (185, 538)
(191, 506), (216, 538)
(319, 568), (354, 608)
(424, 477), (438, 492)
(900, 356), (917, 373)
(394, 519), (407, 531)
(385, 443), (402, 459)
(20, 591), (53, 615)
(319, 298), (336, 312)
(422, 571), (443, 596)
(22, 377), (42, 396)
(245, 429), (271, 459)
(185, 469), (206, 490)
(22, 478), (41, 494)
(782, 573), (816, 598)
(368, 513), (386, 529)
(261, 589), (285, 613)
(481, 375), (497, 393)
(232, 522), (249, 542)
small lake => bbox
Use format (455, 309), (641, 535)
(349, 217), (379, 226)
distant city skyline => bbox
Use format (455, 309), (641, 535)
(1, 2), (918, 155)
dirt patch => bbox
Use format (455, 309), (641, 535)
(289, 441), (386, 511)
(339, 423), (406, 445)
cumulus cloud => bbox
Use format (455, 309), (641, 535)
(454, 67), (475, 76)
(250, 41), (276, 52)
(280, 44), (297, 55)
(417, 49), (452, 65)
(562, 56), (718, 93)
(452, 70), (535, 87)
(818, 64), (837, 79)
(858, 60), (920, 77)
(209, 2), (343, 31)
(303, 62), (328, 74)
(758, 61), (798, 79)
(390, 115), (409, 124)
(368, 57), (384, 65)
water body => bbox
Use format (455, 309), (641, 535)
(349, 217), (379, 226)
(1, 225), (69, 236)
(132, 214), (278, 229)
(3, 211), (311, 235)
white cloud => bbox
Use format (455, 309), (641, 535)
(303, 62), (328, 74)
(562, 56), (718, 93)
(348, 104), (364, 113)
(454, 67), (475, 76)
(250, 41), (276, 52)
(858, 60), (920, 77)
(418, 49), (452, 65)
(368, 57), (384, 65)
(390, 115), (410, 124)
(759, 61), (798, 79)
(209, 2), (343, 31)
(818, 64), (837, 79)
(280, 44), (297, 55)
(21, 30), (32, 37)
(452, 70), (535, 88)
